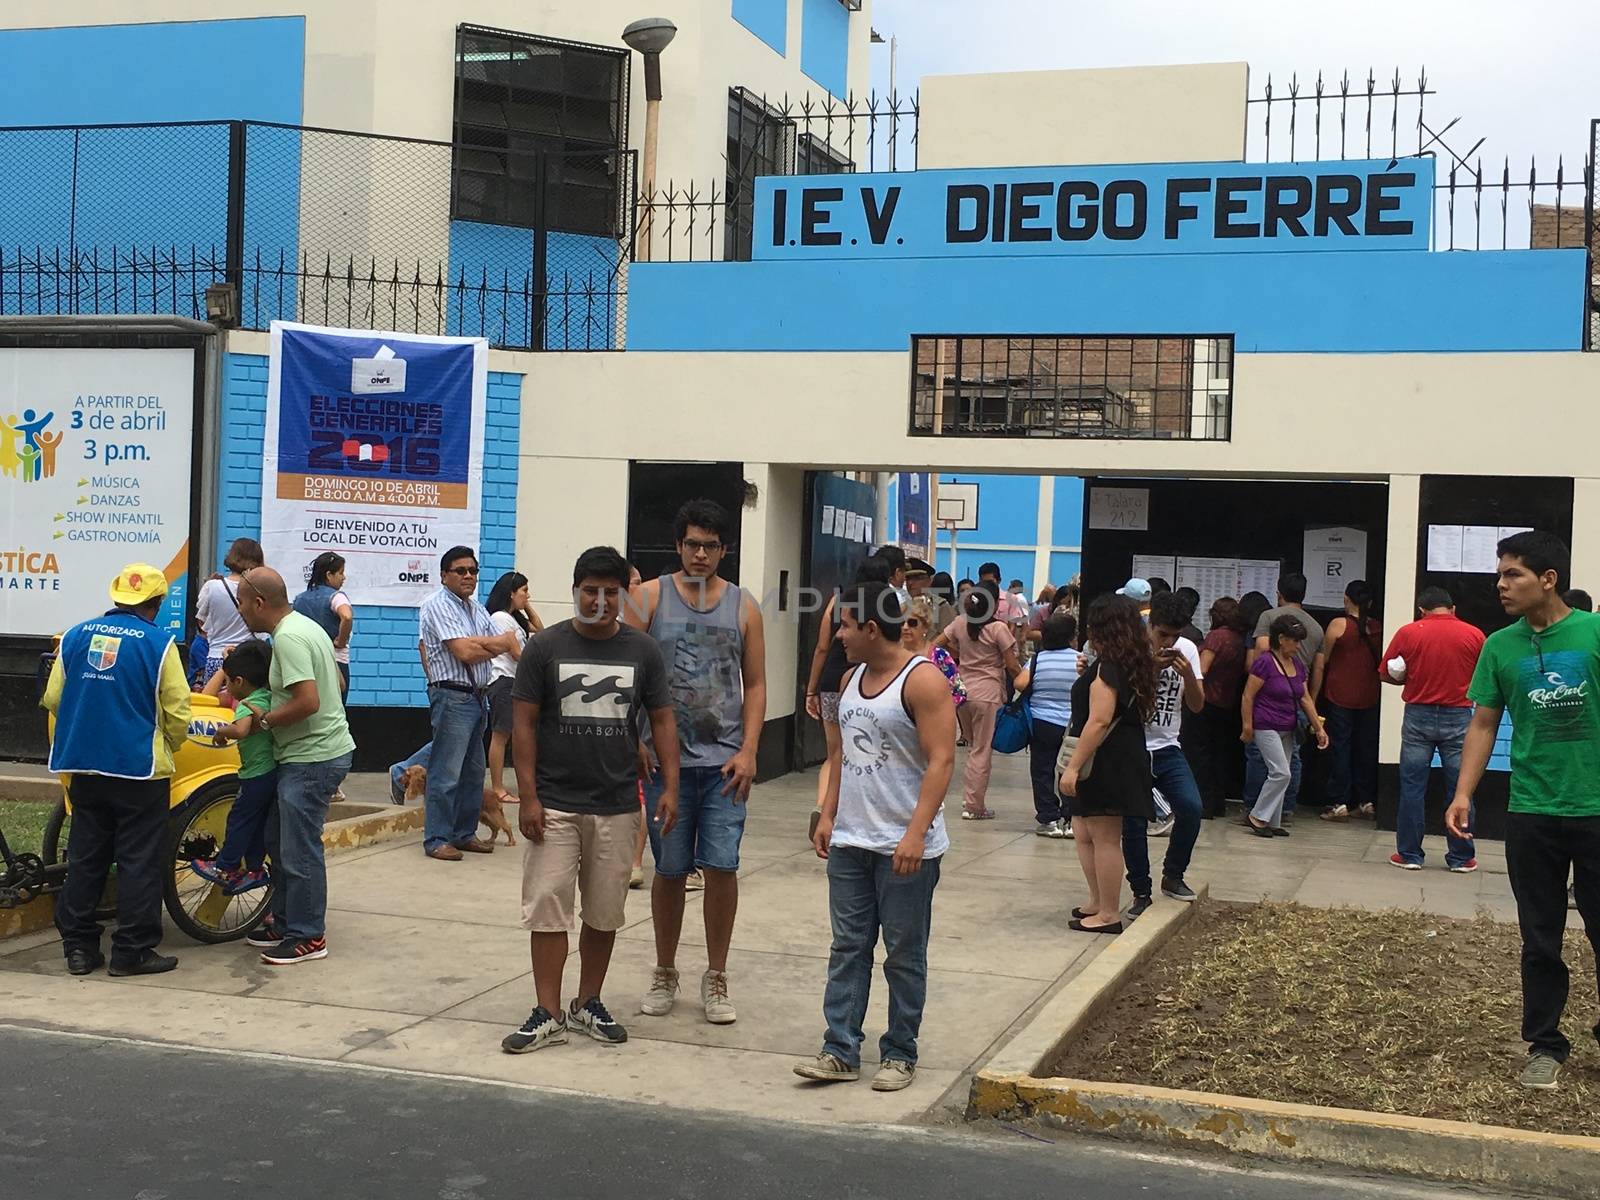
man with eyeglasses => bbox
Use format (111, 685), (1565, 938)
(1449, 530), (1600, 1092)
(419, 545), (519, 862)
(628, 498), (766, 1026)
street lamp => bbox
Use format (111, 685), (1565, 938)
(622, 17), (677, 262)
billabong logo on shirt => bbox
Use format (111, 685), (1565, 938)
(557, 664), (635, 721)
(86, 634), (121, 672)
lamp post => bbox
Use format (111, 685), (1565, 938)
(622, 17), (677, 262)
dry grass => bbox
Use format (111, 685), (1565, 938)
(1050, 901), (1600, 1137)
(0, 797), (61, 857)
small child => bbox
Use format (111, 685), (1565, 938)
(191, 641), (276, 895)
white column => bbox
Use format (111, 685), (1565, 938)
(1379, 474), (1420, 766)
(1570, 478), (1600, 604)
(1032, 475), (1055, 597)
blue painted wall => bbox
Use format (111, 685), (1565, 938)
(930, 474), (1084, 590)
(627, 249), (1586, 353)
(733, 0), (788, 54)
(800, 0), (849, 99)
(220, 352), (523, 710)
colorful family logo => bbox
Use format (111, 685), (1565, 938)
(1, 408), (61, 483)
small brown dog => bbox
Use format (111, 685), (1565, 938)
(402, 765), (517, 846)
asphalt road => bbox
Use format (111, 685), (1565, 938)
(0, 1025), (1529, 1200)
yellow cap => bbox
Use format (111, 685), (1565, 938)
(109, 563), (170, 606)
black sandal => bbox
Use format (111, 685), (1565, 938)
(1071, 907), (1096, 920)
(1069, 918), (1123, 935)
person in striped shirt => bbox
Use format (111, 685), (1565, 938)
(418, 545), (520, 862)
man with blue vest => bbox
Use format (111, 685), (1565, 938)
(42, 563), (192, 977)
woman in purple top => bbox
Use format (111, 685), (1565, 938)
(1241, 614), (1328, 836)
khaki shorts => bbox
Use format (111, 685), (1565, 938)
(520, 808), (639, 933)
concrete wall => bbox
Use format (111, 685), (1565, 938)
(918, 63), (1250, 169)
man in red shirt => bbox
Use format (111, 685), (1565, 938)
(1379, 586), (1487, 871)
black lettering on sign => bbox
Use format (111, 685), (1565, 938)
(1214, 176), (1263, 238)
(862, 186), (902, 245)
(1056, 181), (1098, 241)
(1164, 177), (1211, 239)
(1314, 174), (1362, 236)
(801, 187), (844, 246)
(992, 183), (1009, 242)
(1008, 181), (1053, 243)
(771, 187), (788, 246)
(1264, 176), (1312, 237)
(946, 184), (989, 243)
(1103, 180), (1147, 240)
(1365, 172), (1414, 235)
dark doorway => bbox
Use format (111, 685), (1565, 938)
(627, 461), (745, 583)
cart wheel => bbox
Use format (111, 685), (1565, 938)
(163, 778), (273, 944)
(41, 796), (118, 922)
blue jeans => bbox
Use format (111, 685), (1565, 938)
(1123, 746), (1203, 896)
(218, 769), (276, 872)
(1244, 728), (1303, 813)
(822, 846), (941, 1068)
(1324, 702), (1380, 810)
(423, 686), (487, 853)
(265, 753), (351, 940)
(644, 764), (748, 876)
(1398, 704), (1475, 867)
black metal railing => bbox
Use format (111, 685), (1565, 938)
(0, 120), (635, 351)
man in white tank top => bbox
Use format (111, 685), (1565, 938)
(794, 583), (956, 1093)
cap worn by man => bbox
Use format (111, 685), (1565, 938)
(1117, 578), (1153, 603)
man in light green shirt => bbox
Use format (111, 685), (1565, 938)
(1448, 531), (1600, 1093)
(237, 567), (354, 967)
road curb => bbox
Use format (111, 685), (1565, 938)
(1, 803), (425, 943)
(966, 885), (1600, 1198)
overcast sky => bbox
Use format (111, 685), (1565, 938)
(867, 0), (1598, 176)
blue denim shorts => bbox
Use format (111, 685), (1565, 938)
(644, 764), (748, 877)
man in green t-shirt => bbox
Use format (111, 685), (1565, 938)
(1448, 531), (1600, 1091)
(237, 566), (355, 968)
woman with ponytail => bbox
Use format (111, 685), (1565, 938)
(1314, 579), (1383, 821)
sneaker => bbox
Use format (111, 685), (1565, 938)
(685, 870), (706, 892)
(1320, 805), (1350, 822)
(1448, 859), (1479, 874)
(388, 764), (406, 805)
(793, 1052), (859, 1082)
(1519, 1053), (1561, 1090)
(568, 996), (628, 1044)
(260, 936), (327, 966)
(1389, 853), (1423, 871)
(188, 857), (229, 883)
(1160, 877), (1198, 903)
(501, 1005), (567, 1054)
(1063, 820), (1074, 839)
(1149, 817), (1175, 838)
(629, 866), (645, 889)
(224, 867), (270, 896)
(1036, 819), (1068, 839)
(1126, 895), (1154, 921)
(244, 920), (285, 948)
(1357, 803), (1377, 819)
(640, 966), (680, 1016)
(702, 969), (737, 1025)
(872, 1059), (915, 1092)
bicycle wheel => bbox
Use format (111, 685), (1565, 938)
(41, 795), (118, 922)
(163, 778), (273, 943)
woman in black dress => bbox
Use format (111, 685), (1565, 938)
(1059, 594), (1157, 933)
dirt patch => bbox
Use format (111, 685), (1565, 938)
(1048, 900), (1600, 1138)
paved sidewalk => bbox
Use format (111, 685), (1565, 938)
(0, 749), (1567, 1129)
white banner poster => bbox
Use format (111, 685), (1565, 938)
(1302, 526), (1368, 608)
(1, 347), (194, 636)
(263, 322), (487, 607)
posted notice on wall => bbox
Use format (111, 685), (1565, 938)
(1302, 526), (1368, 608)
(1426, 524), (1532, 574)
(1, 347), (194, 636)
(1089, 487), (1149, 531)
(263, 322), (487, 607)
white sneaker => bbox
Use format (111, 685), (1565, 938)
(872, 1060), (915, 1091)
(1035, 819), (1068, 839)
(1063, 820), (1074, 839)
(701, 969), (737, 1025)
(640, 965), (680, 1016)
(793, 1052), (859, 1082)
(685, 870), (706, 891)
(1149, 817), (1175, 838)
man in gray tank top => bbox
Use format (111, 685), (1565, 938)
(794, 582), (956, 1092)
(626, 499), (767, 1026)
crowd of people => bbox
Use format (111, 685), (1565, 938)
(36, 515), (1600, 1095)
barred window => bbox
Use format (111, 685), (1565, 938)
(910, 335), (1234, 441)
(452, 26), (629, 236)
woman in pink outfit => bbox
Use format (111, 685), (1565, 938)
(935, 581), (1029, 819)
